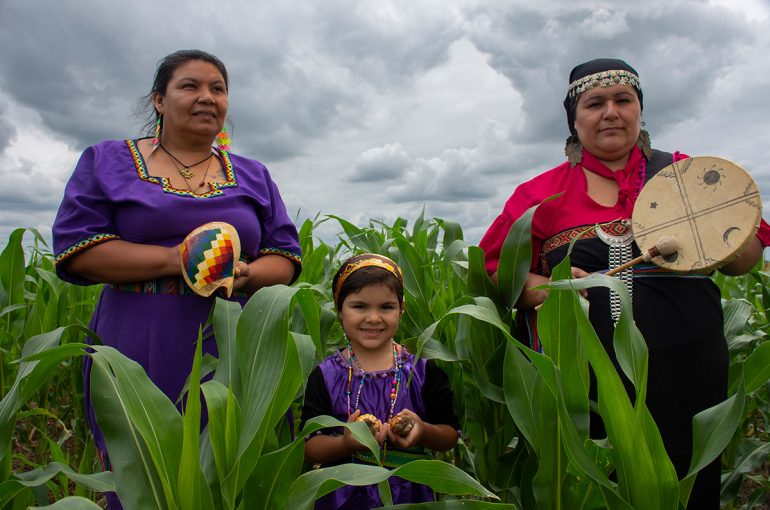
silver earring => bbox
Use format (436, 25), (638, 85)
(637, 129), (652, 159)
(565, 135), (582, 166)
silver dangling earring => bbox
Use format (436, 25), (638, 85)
(637, 128), (652, 159)
(565, 134), (582, 166)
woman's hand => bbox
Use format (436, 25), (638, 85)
(719, 237), (763, 276)
(515, 267), (589, 309)
(232, 255), (295, 293)
(232, 261), (251, 289)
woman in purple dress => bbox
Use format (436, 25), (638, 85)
(52, 49), (301, 487)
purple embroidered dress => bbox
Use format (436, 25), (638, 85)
(53, 139), (301, 453)
(302, 349), (460, 509)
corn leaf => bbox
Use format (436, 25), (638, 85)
(497, 205), (536, 311)
(178, 329), (215, 510)
(286, 460), (497, 510)
(90, 345), (184, 510)
(29, 496), (104, 509)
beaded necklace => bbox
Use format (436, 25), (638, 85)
(345, 339), (402, 421)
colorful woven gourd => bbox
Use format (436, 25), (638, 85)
(179, 221), (241, 297)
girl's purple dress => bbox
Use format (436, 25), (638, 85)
(301, 348), (460, 509)
(52, 139), (301, 463)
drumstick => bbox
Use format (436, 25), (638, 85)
(531, 236), (679, 311)
(605, 235), (680, 276)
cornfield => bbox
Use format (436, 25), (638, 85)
(0, 212), (768, 509)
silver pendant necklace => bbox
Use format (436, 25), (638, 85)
(596, 221), (634, 323)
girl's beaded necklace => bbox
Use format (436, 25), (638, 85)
(345, 339), (403, 466)
(345, 339), (402, 421)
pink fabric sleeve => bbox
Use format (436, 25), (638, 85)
(757, 219), (770, 247)
(479, 179), (549, 274)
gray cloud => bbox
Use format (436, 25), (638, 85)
(0, 99), (15, 153)
(349, 143), (411, 182)
(0, 0), (768, 249)
(462, 1), (754, 144)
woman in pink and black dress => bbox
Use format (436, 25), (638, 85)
(52, 49), (301, 507)
(480, 58), (770, 509)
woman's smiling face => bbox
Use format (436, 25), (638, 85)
(574, 84), (641, 165)
(153, 59), (228, 141)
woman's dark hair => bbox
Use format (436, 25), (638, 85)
(334, 266), (404, 310)
(138, 49), (229, 135)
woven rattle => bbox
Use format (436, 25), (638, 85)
(180, 222), (241, 297)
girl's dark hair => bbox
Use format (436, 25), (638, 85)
(138, 49), (229, 135)
(333, 265), (404, 311)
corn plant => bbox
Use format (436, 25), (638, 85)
(405, 209), (770, 509)
(0, 229), (103, 507)
(2, 220), (770, 508)
(717, 268), (770, 508)
(88, 285), (499, 509)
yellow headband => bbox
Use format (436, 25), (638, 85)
(333, 255), (403, 306)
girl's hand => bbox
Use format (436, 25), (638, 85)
(343, 410), (388, 452)
(386, 409), (424, 449)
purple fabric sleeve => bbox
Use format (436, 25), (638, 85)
(52, 146), (120, 285)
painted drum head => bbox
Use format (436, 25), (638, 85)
(633, 157), (762, 272)
(180, 222), (241, 297)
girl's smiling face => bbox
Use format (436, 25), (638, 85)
(339, 283), (402, 354)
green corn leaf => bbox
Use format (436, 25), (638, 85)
(638, 404), (679, 507)
(287, 460), (497, 510)
(502, 341), (539, 452)
(722, 298), (753, 339)
(292, 332), (317, 388)
(247, 415), (382, 509)
(383, 502), (519, 509)
(719, 439), (770, 503)
(28, 496), (104, 509)
(466, 246), (503, 307)
(538, 257), (589, 435)
(549, 274), (648, 399)
(327, 215), (381, 253)
(212, 298), (242, 392)
(89, 351), (170, 510)
(201, 380), (238, 507)
(570, 295), (662, 508)
(0, 463), (113, 508)
(0, 327), (91, 459)
(741, 340), (770, 392)
(497, 205), (536, 311)
(178, 329), (215, 510)
(294, 289), (323, 359)
(394, 236), (434, 311)
(529, 371), (563, 508)
(90, 345), (186, 510)
(0, 228), (26, 310)
(440, 219), (464, 247)
(685, 376), (746, 478)
(224, 285), (308, 494)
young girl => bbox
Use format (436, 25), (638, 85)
(301, 253), (460, 508)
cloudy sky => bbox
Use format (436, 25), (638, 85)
(1, 0), (769, 253)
